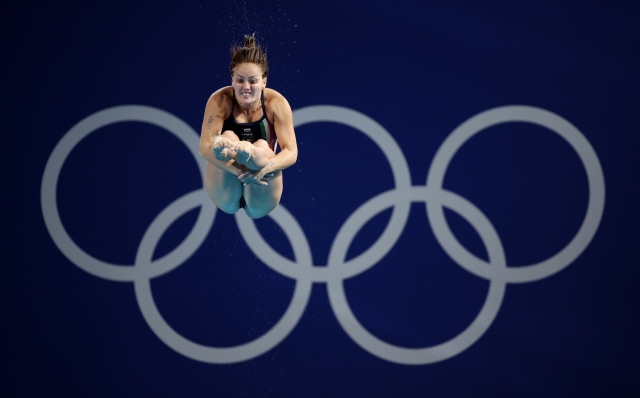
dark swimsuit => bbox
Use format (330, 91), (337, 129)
(221, 90), (277, 208)
(222, 90), (277, 150)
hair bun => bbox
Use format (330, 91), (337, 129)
(229, 33), (269, 78)
(243, 33), (256, 48)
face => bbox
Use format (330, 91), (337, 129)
(231, 63), (267, 108)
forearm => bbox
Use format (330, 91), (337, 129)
(266, 148), (297, 172)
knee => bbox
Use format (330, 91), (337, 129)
(253, 139), (270, 150)
(222, 130), (239, 140)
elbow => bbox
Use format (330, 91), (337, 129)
(289, 148), (298, 165)
(199, 144), (210, 159)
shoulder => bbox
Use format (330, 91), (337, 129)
(206, 86), (234, 111)
(264, 88), (291, 114)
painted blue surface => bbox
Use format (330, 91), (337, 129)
(3, 0), (639, 396)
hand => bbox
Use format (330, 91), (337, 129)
(261, 171), (276, 183)
(238, 168), (274, 186)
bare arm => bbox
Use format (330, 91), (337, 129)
(198, 88), (244, 174)
(266, 92), (298, 173)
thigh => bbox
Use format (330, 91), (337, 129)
(243, 171), (283, 219)
(253, 139), (272, 151)
(204, 162), (243, 214)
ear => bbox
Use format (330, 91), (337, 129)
(263, 77), (267, 87)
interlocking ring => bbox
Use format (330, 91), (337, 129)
(41, 104), (605, 364)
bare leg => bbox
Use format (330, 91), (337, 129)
(242, 140), (283, 219)
(205, 131), (243, 214)
(206, 136), (282, 218)
(243, 172), (283, 219)
(234, 139), (276, 170)
(205, 163), (244, 214)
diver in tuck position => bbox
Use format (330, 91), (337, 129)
(199, 33), (298, 219)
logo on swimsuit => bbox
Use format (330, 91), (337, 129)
(241, 128), (253, 142)
(41, 105), (605, 365)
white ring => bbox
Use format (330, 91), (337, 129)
(328, 187), (507, 364)
(40, 105), (215, 281)
(294, 106), (413, 276)
(133, 204), (312, 364)
(426, 106), (605, 282)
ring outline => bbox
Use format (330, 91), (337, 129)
(40, 104), (605, 364)
(426, 105), (606, 283)
(40, 105), (215, 281)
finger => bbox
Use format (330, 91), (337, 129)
(239, 175), (255, 183)
(245, 179), (267, 186)
(254, 175), (267, 185)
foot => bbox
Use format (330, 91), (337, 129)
(234, 141), (255, 165)
(212, 136), (236, 161)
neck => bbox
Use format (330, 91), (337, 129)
(236, 96), (261, 114)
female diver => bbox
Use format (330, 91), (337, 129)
(199, 34), (298, 219)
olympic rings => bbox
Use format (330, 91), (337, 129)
(40, 106), (217, 282)
(41, 104), (605, 364)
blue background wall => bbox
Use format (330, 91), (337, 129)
(3, 0), (639, 396)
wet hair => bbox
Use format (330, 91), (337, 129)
(229, 33), (269, 78)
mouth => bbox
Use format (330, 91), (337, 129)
(240, 91), (252, 99)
